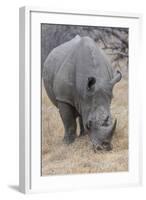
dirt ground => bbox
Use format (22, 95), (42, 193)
(41, 78), (128, 176)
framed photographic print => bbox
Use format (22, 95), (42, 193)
(19, 6), (142, 193)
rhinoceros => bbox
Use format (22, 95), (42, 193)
(43, 35), (122, 151)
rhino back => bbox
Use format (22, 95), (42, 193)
(43, 35), (81, 106)
(75, 37), (114, 96)
(76, 36), (113, 80)
(53, 36), (114, 111)
(43, 35), (114, 110)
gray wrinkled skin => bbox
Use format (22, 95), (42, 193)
(43, 35), (122, 151)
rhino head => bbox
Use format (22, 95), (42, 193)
(81, 70), (122, 151)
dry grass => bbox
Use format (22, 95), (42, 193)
(41, 79), (128, 176)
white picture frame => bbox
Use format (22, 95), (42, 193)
(19, 6), (142, 194)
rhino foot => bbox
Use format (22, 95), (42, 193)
(63, 133), (76, 144)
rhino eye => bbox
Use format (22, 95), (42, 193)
(87, 77), (96, 90)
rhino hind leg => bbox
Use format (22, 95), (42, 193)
(79, 116), (87, 136)
(58, 102), (77, 144)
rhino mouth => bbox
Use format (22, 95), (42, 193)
(92, 141), (113, 152)
(87, 119), (117, 152)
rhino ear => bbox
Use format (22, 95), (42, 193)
(87, 77), (96, 90)
(110, 70), (122, 86)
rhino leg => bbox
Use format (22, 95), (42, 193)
(58, 102), (77, 144)
(79, 116), (87, 136)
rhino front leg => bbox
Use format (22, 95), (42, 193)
(58, 102), (77, 144)
(79, 116), (87, 136)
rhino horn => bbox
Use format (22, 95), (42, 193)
(89, 119), (117, 144)
(99, 119), (117, 140)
